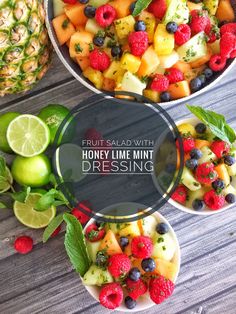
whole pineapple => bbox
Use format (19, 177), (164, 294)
(0, 0), (51, 96)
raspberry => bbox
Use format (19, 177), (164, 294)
(126, 278), (148, 300)
(99, 283), (123, 309)
(95, 4), (116, 28)
(166, 68), (184, 84)
(195, 162), (218, 185)
(14, 236), (33, 254)
(230, 50), (236, 58)
(176, 135), (195, 153)
(51, 226), (61, 237)
(171, 185), (187, 204)
(128, 31), (148, 56)
(89, 49), (110, 71)
(209, 54), (227, 72)
(174, 24), (191, 46)
(85, 223), (105, 242)
(148, 0), (167, 19)
(204, 190), (225, 210)
(131, 235), (153, 258)
(150, 74), (169, 92)
(71, 200), (92, 224)
(63, 0), (77, 4)
(220, 32), (236, 59)
(210, 140), (230, 158)
(149, 276), (175, 304)
(220, 23), (236, 36)
(108, 253), (131, 278)
(189, 10), (211, 35)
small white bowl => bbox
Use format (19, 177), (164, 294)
(82, 207), (181, 312)
(169, 117), (234, 215)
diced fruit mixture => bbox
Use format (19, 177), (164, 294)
(172, 106), (236, 212)
(82, 215), (178, 310)
(52, 0), (236, 102)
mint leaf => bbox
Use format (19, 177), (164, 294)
(187, 105), (236, 144)
(9, 187), (31, 202)
(43, 213), (64, 243)
(63, 213), (91, 276)
(132, 0), (152, 16)
(35, 189), (68, 211)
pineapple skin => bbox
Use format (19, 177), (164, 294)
(0, 0), (52, 96)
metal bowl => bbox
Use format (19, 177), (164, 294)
(44, 0), (236, 105)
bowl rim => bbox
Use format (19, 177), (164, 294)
(44, 0), (236, 106)
(82, 205), (181, 312)
(169, 117), (234, 215)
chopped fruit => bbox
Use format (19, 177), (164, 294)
(85, 223), (105, 242)
(149, 275), (175, 304)
(120, 53), (141, 74)
(174, 24), (191, 46)
(216, 0), (235, 22)
(126, 278), (148, 300)
(110, 0), (134, 18)
(189, 10), (211, 35)
(114, 15), (136, 40)
(83, 67), (104, 89)
(64, 3), (88, 26)
(99, 283), (123, 309)
(176, 135), (195, 153)
(52, 14), (76, 45)
(69, 31), (93, 58)
(137, 46), (160, 77)
(148, 0), (167, 19)
(178, 123), (197, 137)
(14, 236), (33, 254)
(195, 162), (218, 185)
(131, 235), (153, 259)
(121, 71), (147, 95)
(209, 54), (227, 71)
(83, 264), (113, 286)
(168, 81), (191, 99)
(158, 51), (179, 69)
(128, 31), (149, 57)
(220, 32), (236, 59)
(143, 89), (160, 102)
(204, 190), (225, 210)
(108, 253), (131, 278)
(95, 4), (116, 27)
(103, 61), (125, 80)
(118, 222), (141, 238)
(210, 141), (230, 158)
(76, 56), (90, 71)
(154, 259), (178, 281)
(152, 233), (176, 261)
(154, 24), (174, 56)
(99, 229), (123, 255)
(138, 11), (156, 43)
(89, 49), (110, 71)
(166, 68), (184, 84)
(151, 74), (169, 92)
(214, 164), (231, 187)
(171, 185), (187, 204)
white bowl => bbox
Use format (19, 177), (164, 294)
(169, 117), (234, 215)
(82, 207), (181, 312)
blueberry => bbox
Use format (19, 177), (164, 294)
(129, 267), (141, 281)
(111, 45), (122, 58)
(212, 179), (225, 191)
(79, 0), (89, 3)
(166, 21), (178, 34)
(95, 250), (108, 268)
(185, 158), (198, 170)
(192, 199), (204, 211)
(195, 123), (207, 134)
(190, 77), (202, 93)
(84, 5), (96, 18)
(129, 1), (137, 14)
(156, 222), (169, 234)
(166, 163), (176, 173)
(125, 296), (137, 309)
(134, 20), (146, 31)
(225, 193), (236, 204)
(160, 91), (172, 102)
(141, 258), (156, 272)
(190, 148), (203, 160)
(224, 155), (236, 166)
(203, 67), (213, 79)
(93, 36), (104, 47)
(198, 74), (206, 85)
(119, 236), (129, 248)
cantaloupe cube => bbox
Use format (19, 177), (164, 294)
(110, 0), (134, 18)
(190, 48), (212, 68)
(132, 259), (145, 274)
(173, 61), (192, 73)
(195, 139), (211, 150)
(168, 80), (191, 99)
(103, 61), (125, 80)
(184, 66), (206, 83)
(187, 1), (203, 11)
(99, 230), (122, 255)
(216, 0), (235, 22)
(154, 258), (178, 281)
(121, 53), (141, 73)
(52, 14), (76, 46)
(154, 24), (174, 56)
(139, 11), (156, 43)
(215, 163), (230, 186)
(69, 31), (93, 58)
(64, 3), (87, 26)
(76, 56), (90, 71)
(114, 15), (136, 40)
(83, 67), (104, 89)
(143, 89), (160, 102)
(137, 45), (160, 77)
(102, 78), (116, 91)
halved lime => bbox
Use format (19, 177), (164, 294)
(0, 167), (13, 193)
(14, 193), (56, 229)
(7, 115), (50, 157)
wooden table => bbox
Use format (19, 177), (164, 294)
(0, 54), (236, 314)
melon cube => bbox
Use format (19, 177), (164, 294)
(137, 45), (160, 77)
(52, 14), (76, 46)
(114, 15), (136, 40)
(121, 71), (147, 95)
(154, 24), (174, 56)
(154, 258), (178, 281)
(85, 19), (103, 34)
(121, 53), (141, 74)
(99, 229), (122, 255)
(64, 3), (87, 26)
(110, 0), (134, 18)
(69, 31), (93, 58)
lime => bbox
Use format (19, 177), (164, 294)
(14, 193), (56, 229)
(0, 112), (20, 153)
(11, 154), (51, 187)
(38, 104), (74, 145)
(6, 114), (50, 157)
(0, 167), (13, 193)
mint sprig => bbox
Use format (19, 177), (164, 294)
(63, 213), (91, 276)
(187, 105), (236, 145)
(132, 0), (152, 17)
(43, 213), (65, 243)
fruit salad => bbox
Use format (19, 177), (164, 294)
(77, 214), (179, 310)
(52, 0), (236, 102)
(172, 105), (236, 212)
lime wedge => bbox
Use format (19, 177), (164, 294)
(0, 167), (13, 193)
(7, 115), (50, 157)
(14, 193), (56, 229)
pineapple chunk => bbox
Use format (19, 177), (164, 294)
(121, 53), (141, 74)
(143, 89), (160, 102)
(178, 123), (197, 137)
(103, 61), (125, 80)
(154, 24), (174, 56)
(69, 31), (93, 58)
(121, 71), (147, 95)
(139, 11), (156, 43)
(119, 222), (141, 237)
(83, 67), (104, 89)
(114, 15), (136, 40)
(204, 0), (219, 15)
(154, 258), (178, 281)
